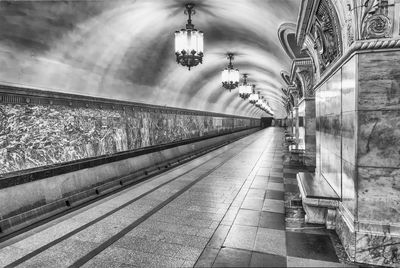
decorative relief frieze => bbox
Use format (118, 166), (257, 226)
(312, 0), (343, 73)
(360, 0), (392, 39)
(345, 0), (355, 46)
(298, 69), (315, 98)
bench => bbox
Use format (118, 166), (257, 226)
(289, 143), (305, 163)
(297, 172), (339, 229)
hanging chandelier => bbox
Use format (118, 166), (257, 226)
(256, 95), (264, 108)
(238, 74), (252, 99)
(249, 86), (259, 104)
(221, 53), (239, 91)
(174, 3), (204, 70)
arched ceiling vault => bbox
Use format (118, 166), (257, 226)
(0, 0), (300, 118)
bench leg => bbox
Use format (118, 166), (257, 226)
(303, 203), (337, 230)
(325, 208), (337, 230)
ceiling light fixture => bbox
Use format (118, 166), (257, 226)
(221, 53), (239, 91)
(238, 74), (252, 99)
(174, 3), (204, 70)
(249, 86), (259, 104)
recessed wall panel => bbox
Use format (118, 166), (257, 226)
(319, 70), (342, 197)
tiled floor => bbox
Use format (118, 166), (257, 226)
(0, 128), (354, 267)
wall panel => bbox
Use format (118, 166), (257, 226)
(0, 86), (259, 175)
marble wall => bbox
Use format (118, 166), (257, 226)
(316, 70), (343, 197)
(357, 51), (400, 226)
(304, 98), (316, 167)
(316, 50), (400, 266)
(315, 56), (357, 217)
(0, 101), (258, 175)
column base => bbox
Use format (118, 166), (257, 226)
(336, 205), (400, 267)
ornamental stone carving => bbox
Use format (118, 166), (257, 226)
(360, 0), (392, 39)
(345, 0), (355, 46)
(298, 69), (314, 98)
(311, 0), (342, 73)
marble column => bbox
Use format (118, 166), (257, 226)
(317, 50), (400, 267)
(297, 67), (316, 167)
(353, 50), (400, 266)
(304, 98), (316, 167)
(295, 105), (299, 144)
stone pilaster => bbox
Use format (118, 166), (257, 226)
(304, 98), (316, 167)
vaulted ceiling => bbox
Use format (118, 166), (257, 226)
(0, 0), (299, 118)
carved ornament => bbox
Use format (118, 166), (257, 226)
(311, 0), (342, 73)
(298, 69), (314, 98)
(360, 0), (392, 39)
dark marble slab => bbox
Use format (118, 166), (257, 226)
(286, 231), (340, 262)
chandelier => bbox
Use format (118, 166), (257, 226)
(256, 95), (264, 108)
(221, 53), (239, 91)
(238, 74), (252, 99)
(175, 3), (204, 70)
(249, 86), (259, 104)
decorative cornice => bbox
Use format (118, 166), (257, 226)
(313, 38), (400, 92)
(0, 84), (258, 120)
(290, 59), (313, 82)
(296, 0), (319, 46)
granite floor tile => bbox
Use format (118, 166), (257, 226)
(82, 258), (136, 268)
(113, 236), (161, 254)
(223, 225), (257, 251)
(174, 245), (204, 261)
(153, 241), (186, 257)
(0, 129), (349, 268)
(283, 169), (298, 174)
(270, 172), (284, 177)
(283, 178), (297, 185)
(247, 189), (266, 199)
(234, 209), (261, 227)
(262, 199), (285, 214)
(195, 247), (220, 267)
(0, 246), (34, 267)
(286, 256), (354, 267)
(267, 182), (284, 192)
(265, 190), (284, 200)
(206, 224), (231, 248)
(284, 184), (299, 193)
(257, 168), (271, 176)
(286, 232), (339, 262)
(269, 176), (284, 183)
(250, 252), (287, 267)
(212, 248), (252, 267)
(259, 211), (285, 230)
(250, 180), (268, 190)
(241, 198), (264, 211)
(284, 173), (297, 179)
(254, 228), (286, 256)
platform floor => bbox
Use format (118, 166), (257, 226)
(0, 128), (354, 267)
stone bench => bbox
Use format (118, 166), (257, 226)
(289, 143), (305, 163)
(297, 172), (339, 229)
